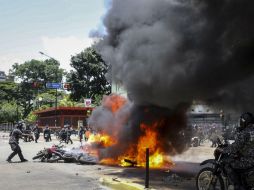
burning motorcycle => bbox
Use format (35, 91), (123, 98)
(196, 139), (254, 190)
(32, 144), (98, 164)
(32, 144), (66, 162)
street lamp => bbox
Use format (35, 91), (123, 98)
(39, 51), (57, 61)
(38, 97), (43, 108)
(39, 51), (59, 128)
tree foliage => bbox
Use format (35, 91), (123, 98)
(8, 59), (65, 118)
(67, 47), (111, 101)
(0, 102), (20, 123)
(11, 59), (64, 83)
(0, 82), (17, 102)
(59, 95), (77, 107)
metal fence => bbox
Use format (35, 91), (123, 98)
(0, 123), (14, 132)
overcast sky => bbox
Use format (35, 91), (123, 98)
(0, 0), (110, 74)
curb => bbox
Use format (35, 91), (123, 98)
(100, 177), (155, 190)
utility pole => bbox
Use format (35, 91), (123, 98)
(16, 84), (20, 122)
(55, 68), (58, 128)
(39, 51), (60, 128)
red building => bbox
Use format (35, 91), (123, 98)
(35, 107), (93, 130)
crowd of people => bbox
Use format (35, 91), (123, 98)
(189, 123), (237, 147)
(6, 121), (93, 145)
(5, 121), (93, 163)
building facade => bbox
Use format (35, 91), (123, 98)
(0, 71), (6, 82)
(35, 106), (93, 130)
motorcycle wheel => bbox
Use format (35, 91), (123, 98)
(32, 153), (45, 160)
(47, 153), (62, 163)
(196, 167), (225, 190)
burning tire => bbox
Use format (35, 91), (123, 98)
(196, 167), (224, 190)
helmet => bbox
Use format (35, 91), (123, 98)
(16, 123), (23, 131)
(239, 112), (254, 129)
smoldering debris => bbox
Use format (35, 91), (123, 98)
(163, 173), (183, 185)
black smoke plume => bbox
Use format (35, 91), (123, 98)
(97, 0), (254, 112)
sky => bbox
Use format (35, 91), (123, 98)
(0, 0), (110, 74)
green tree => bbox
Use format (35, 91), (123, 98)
(34, 91), (56, 109)
(11, 59), (64, 83)
(0, 102), (21, 123)
(67, 47), (111, 101)
(59, 95), (77, 107)
(0, 82), (17, 102)
(9, 59), (65, 118)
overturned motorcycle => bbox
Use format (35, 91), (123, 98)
(32, 144), (98, 164)
(196, 138), (254, 190)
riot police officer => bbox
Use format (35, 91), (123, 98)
(78, 126), (85, 143)
(221, 112), (254, 190)
(43, 125), (51, 142)
(32, 124), (40, 143)
(6, 124), (28, 162)
(66, 125), (73, 144)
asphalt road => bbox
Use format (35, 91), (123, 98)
(0, 133), (214, 190)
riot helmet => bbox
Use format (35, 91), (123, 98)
(16, 123), (23, 131)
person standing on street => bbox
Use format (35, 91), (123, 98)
(66, 125), (73, 144)
(78, 126), (84, 143)
(32, 124), (40, 143)
(43, 125), (51, 142)
(6, 124), (28, 163)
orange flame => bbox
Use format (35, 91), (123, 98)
(103, 94), (127, 113)
(88, 133), (117, 148)
(118, 123), (173, 168)
(97, 122), (174, 168)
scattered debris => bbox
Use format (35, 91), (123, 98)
(163, 173), (183, 185)
(112, 177), (121, 182)
(124, 159), (137, 166)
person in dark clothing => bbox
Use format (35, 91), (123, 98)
(49, 128), (52, 141)
(66, 126), (73, 144)
(6, 125), (28, 162)
(24, 124), (34, 142)
(43, 125), (51, 142)
(59, 127), (67, 143)
(220, 112), (254, 190)
(78, 126), (84, 143)
(32, 124), (40, 143)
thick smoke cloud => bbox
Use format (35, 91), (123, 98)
(97, 0), (254, 112)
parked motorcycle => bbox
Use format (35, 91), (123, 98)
(196, 138), (254, 190)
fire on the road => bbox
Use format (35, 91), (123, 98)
(86, 94), (175, 169)
(89, 122), (174, 168)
